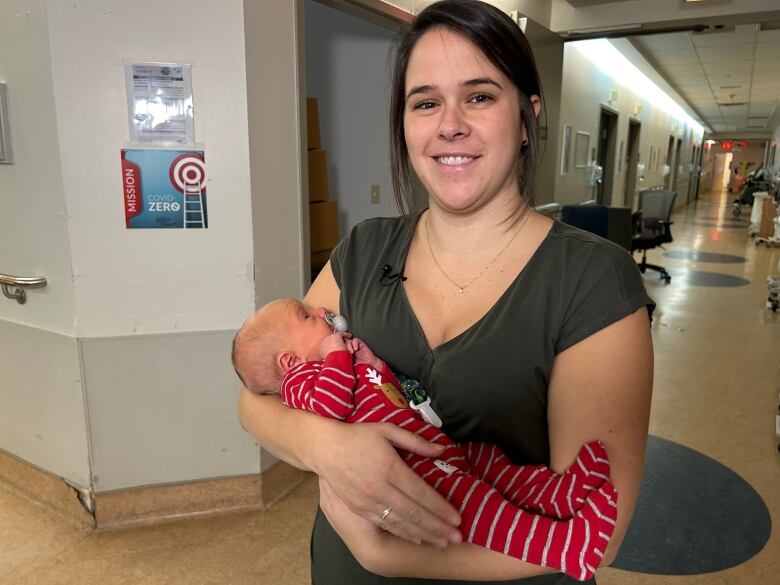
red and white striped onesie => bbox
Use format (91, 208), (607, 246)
(281, 350), (618, 581)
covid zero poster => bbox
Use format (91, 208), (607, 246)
(121, 148), (207, 229)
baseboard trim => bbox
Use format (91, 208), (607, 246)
(0, 449), (94, 528)
(0, 450), (311, 530)
(93, 463), (311, 531)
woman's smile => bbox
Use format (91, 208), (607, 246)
(432, 153), (481, 170)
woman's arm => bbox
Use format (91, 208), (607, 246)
(320, 478), (555, 580)
(547, 306), (653, 565)
(237, 262), (462, 546)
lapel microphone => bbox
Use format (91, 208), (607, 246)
(379, 264), (407, 286)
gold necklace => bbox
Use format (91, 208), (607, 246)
(424, 208), (532, 294)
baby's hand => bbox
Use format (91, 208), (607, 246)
(320, 332), (351, 357)
(347, 338), (384, 370)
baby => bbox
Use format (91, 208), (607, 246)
(233, 298), (618, 581)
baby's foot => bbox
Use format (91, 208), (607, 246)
(562, 482), (618, 581)
(572, 441), (612, 491)
(510, 481), (618, 581)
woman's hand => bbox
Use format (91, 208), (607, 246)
(308, 420), (462, 548)
(319, 477), (390, 571)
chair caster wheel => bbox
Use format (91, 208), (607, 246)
(662, 275), (671, 284)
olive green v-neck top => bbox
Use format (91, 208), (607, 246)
(310, 215), (655, 585)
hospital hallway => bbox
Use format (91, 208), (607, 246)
(0, 190), (777, 585)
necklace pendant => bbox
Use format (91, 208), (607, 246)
(458, 287), (463, 294)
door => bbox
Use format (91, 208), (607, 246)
(687, 145), (698, 203)
(596, 108), (618, 204)
(623, 119), (641, 207)
(670, 138), (682, 193)
(664, 135), (675, 189)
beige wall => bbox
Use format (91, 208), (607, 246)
(46, 0), (255, 337)
(0, 0), (298, 492)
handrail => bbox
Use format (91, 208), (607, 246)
(535, 199), (598, 218)
(534, 202), (562, 216)
(0, 273), (47, 304)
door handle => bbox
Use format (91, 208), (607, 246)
(0, 273), (47, 304)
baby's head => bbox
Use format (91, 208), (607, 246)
(232, 298), (334, 394)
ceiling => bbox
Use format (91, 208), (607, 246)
(629, 23), (780, 135)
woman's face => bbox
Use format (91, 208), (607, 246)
(403, 28), (530, 214)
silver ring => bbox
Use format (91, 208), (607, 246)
(380, 506), (393, 522)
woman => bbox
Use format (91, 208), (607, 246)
(238, 1), (654, 582)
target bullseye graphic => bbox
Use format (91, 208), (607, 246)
(169, 153), (206, 194)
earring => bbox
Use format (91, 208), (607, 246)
(521, 138), (529, 147)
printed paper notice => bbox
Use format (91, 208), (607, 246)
(125, 62), (194, 145)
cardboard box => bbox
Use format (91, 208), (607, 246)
(310, 201), (339, 252)
(307, 97), (321, 150)
(308, 149), (329, 202)
(311, 248), (332, 271)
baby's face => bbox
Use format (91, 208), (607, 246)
(276, 298), (333, 362)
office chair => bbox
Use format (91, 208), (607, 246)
(631, 190), (677, 283)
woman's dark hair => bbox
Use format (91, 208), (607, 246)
(390, 0), (543, 215)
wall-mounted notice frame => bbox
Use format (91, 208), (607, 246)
(124, 62), (194, 145)
(561, 125), (572, 175)
(574, 131), (590, 169)
(0, 83), (13, 164)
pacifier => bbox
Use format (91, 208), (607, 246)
(324, 311), (348, 333)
